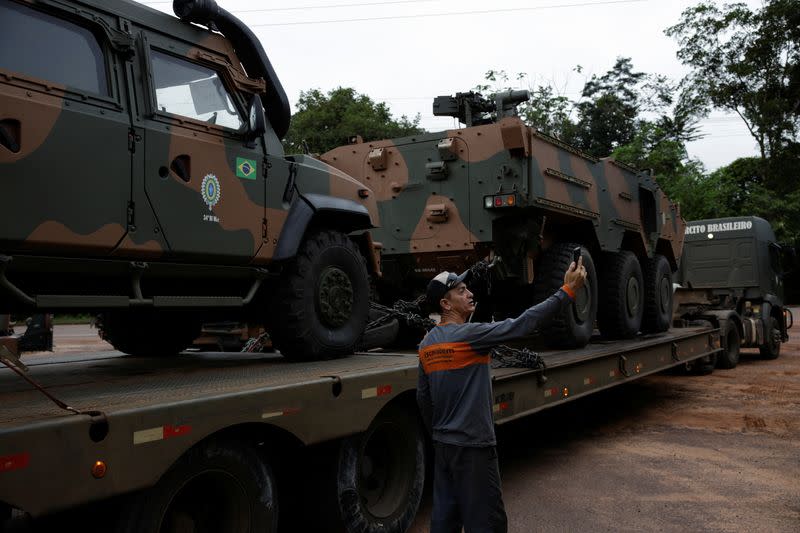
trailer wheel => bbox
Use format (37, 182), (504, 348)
(598, 251), (644, 339)
(533, 243), (598, 348)
(116, 439), (277, 533)
(271, 230), (369, 360)
(98, 310), (201, 356)
(759, 316), (781, 360)
(336, 404), (425, 533)
(716, 321), (741, 369)
(641, 254), (673, 333)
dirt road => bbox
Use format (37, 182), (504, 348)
(411, 309), (800, 532)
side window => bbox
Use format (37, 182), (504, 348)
(0, 2), (108, 95)
(150, 50), (244, 131)
(769, 243), (783, 276)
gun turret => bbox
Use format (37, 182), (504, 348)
(432, 89), (530, 126)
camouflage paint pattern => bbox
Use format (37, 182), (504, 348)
(321, 113), (685, 284)
(0, 0), (377, 312)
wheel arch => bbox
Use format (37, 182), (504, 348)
(273, 194), (374, 262)
(655, 238), (678, 271)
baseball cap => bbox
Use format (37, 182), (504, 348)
(426, 270), (469, 309)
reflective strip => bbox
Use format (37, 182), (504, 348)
(493, 401), (510, 413)
(133, 427), (163, 445)
(544, 387), (559, 398)
(583, 377), (595, 385)
(262, 407), (300, 419)
(133, 424), (192, 445)
(0, 452), (30, 472)
(361, 385), (392, 399)
(609, 369), (619, 377)
(164, 424), (191, 439)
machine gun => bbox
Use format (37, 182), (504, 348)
(432, 89), (530, 126)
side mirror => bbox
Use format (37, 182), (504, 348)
(247, 94), (267, 141)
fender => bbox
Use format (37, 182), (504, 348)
(273, 194), (372, 261)
(762, 293), (783, 310)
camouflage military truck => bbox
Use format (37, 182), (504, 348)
(321, 90), (685, 347)
(0, 0), (380, 360)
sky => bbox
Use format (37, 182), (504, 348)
(137, 0), (763, 171)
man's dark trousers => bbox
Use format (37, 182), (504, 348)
(431, 441), (508, 533)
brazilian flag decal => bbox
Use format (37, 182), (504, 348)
(236, 157), (257, 180)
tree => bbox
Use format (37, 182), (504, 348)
(666, 0), (800, 191)
(283, 87), (424, 154)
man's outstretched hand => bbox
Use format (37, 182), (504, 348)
(564, 256), (587, 293)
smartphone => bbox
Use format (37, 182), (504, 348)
(572, 246), (581, 264)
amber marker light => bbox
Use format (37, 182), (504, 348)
(91, 460), (107, 479)
(562, 387), (569, 397)
(506, 195), (515, 206)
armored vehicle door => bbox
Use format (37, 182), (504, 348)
(378, 136), (474, 259)
(134, 30), (265, 263)
(0, 1), (132, 255)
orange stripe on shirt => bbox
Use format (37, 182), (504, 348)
(419, 342), (489, 374)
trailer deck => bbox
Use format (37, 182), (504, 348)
(0, 326), (718, 517)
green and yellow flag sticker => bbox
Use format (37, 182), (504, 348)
(236, 157), (257, 180)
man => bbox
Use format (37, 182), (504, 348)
(417, 258), (587, 533)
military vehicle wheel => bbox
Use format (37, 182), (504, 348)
(115, 439), (277, 533)
(759, 316), (781, 359)
(271, 230), (369, 360)
(716, 320), (741, 369)
(641, 254), (673, 333)
(98, 311), (201, 356)
(336, 403), (425, 533)
(533, 243), (597, 348)
(598, 251), (644, 339)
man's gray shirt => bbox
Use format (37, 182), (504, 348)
(417, 288), (572, 447)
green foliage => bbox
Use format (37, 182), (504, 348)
(708, 158), (800, 241)
(284, 87), (424, 154)
(666, 0), (800, 170)
(666, 0), (800, 239)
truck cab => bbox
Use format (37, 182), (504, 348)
(676, 216), (792, 366)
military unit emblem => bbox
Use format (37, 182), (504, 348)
(201, 174), (221, 211)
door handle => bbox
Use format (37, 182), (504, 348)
(170, 154), (191, 182)
(0, 119), (21, 153)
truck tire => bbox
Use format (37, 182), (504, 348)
(759, 315), (781, 359)
(336, 404), (425, 533)
(641, 254), (673, 333)
(598, 251), (644, 339)
(271, 230), (369, 360)
(98, 310), (201, 356)
(716, 320), (741, 369)
(116, 439), (277, 533)
(533, 243), (598, 348)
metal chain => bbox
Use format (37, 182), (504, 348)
(241, 332), (270, 353)
(366, 295), (436, 332)
(490, 344), (546, 371)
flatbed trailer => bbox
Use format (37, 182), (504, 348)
(0, 327), (720, 532)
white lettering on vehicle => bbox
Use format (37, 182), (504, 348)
(685, 220), (752, 235)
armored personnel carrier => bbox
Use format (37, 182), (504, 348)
(0, 0), (379, 360)
(321, 90), (685, 347)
